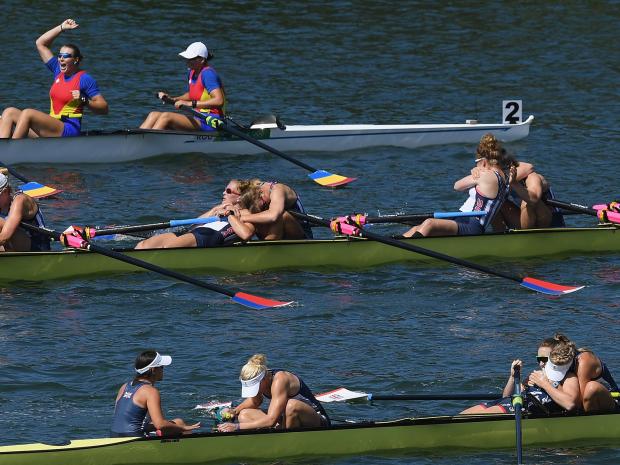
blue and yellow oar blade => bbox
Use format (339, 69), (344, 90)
(232, 292), (294, 310)
(19, 182), (63, 199)
(308, 170), (357, 187)
(520, 277), (585, 295)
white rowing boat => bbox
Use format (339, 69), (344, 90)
(0, 115), (533, 164)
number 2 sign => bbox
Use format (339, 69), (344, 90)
(503, 100), (522, 124)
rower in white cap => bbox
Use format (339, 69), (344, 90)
(217, 354), (330, 432)
(140, 41), (226, 131)
(110, 350), (200, 437)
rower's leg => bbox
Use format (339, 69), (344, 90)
(281, 212), (306, 239)
(403, 218), (458, 237)
(582, 381), (616, 413)
(283, 399), (323, 428)
(12, 109), (64, 139)
(135, 232), (197, 249)
(0, 107), (22, 138)
(0, 220), (32, 251)
(140, 111), (163, 129)
(460, 404), (506, 414)
(152, 113), (201, 131)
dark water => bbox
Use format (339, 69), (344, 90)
(1, 2), (620, 464)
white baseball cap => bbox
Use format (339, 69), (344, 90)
(240, 370), (266, 398)
(179, 42), (209, 59)
(135, 352), (172, 374)
(544, 359), (572, 382)
(0, 173), (8, 191)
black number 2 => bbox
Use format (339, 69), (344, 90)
(504, 101), (520, 124)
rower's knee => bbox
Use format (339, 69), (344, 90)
(237, 409), (253, 422)
(2, 107), (20, 119)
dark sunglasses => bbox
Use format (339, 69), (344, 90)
(536, 356), (549, 364)
(58, 52), (74, 59)
(225, 188), (240, 195)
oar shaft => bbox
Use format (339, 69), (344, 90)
(545, 199), (596, 216)
(365, 211), (485, 224)
(513, 366), (524, 465)
(174, 103), (317, 172)
(370, 393), (501, 401)
(91, 217), (220, 237)
(291, 212), (519, 283)
(0, 161), (29, 184)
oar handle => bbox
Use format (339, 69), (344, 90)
(365, 211), (486, 224)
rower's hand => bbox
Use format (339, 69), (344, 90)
(510, 359), (523, 378)
(157, 91), (170, 101)
(217, 422), (239, 432)
(528, 370), (547, 388)
(183, 422), (202, 433)
(470, 167), (481, 180)
(175, 100), (191, 109)
(61, 19), (79, 31)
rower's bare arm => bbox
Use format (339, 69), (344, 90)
(36, 19), (79, 62)
(0, 196), (26, 244)
(454, 175), (475, 191)
(529, 371), (579, 411)
(86, 95), (109, 115)
(197, 88), (225, 110)
(515, 162), (534, 181)
(228, 212), (257, 241)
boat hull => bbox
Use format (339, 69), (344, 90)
(0, 117), (533, 164)
(1, 413), (619, 465)
(0, 226), (618, 282)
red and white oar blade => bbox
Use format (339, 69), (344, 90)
(231, 292), (293, 309)
(20, 181), (62, 198)
(521, 277), (585, 296)
(315, 387), (370, 403)
(308, 170), (357, 187)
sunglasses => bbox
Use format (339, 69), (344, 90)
(474, 157), (485, 163)
(58, 52), (74, 59)
(224, 187), (240, 195)
(536, 356), (549, 364)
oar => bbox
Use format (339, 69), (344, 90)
(363, 211), (485, 224)
(160, 96), (356, 187)
(512, 365), (524, 465)
(316, 387), (501, 403)
(76, 216), (222, 239)
(18, 222), (293, 310)
(290, 211), (584, 296)
(545, 199), (620, 224)
(0, 160), (62, 198)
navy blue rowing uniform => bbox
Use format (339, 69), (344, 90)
(110, 380), (151, 437)
(264, 369), (330, 426)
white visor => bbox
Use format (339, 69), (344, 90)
(135, 352), (172, 374)
(0, 173), (8, 191)
(240, 370), (265, 398)
(544, 359), (572, 382)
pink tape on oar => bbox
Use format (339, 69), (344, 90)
(232, 292), (294, 310)
(593, 203), (620, 212)
(520, 277), (584, 296)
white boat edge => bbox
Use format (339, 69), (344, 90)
(0, 115), (534, 164)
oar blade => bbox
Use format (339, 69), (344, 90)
(308, 170), (357, 187)
(520, 277), (585, 295)
(19, 181), (62, 199)
(315, 387), (369, 403)
(232, 292), (293, 310)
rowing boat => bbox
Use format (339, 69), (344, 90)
(1, 225), (617, 282)
(1, 412), (618, 464)
(0, 116), (533, 164)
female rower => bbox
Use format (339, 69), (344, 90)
(217, 354), (330, 432)
(134, 180), (259, 249)
(403, 133), (516, 238)
(237, 179), (313, 240)
(460, 334), (580, 415)
(140, 42), (225, 131)
(0, 19), (108, 139)
(110, 350), (200, 437)
(573, 345), (619, 413)
(493, 162), (565, 230)
(0, 173), (50, 252)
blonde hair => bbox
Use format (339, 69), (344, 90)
(475, 133), (518, 174)
(237, 186), (265, 213)
(550, 333), (576, 365)
(239, 353), (268, 381)
(237, 178), (263, 195)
